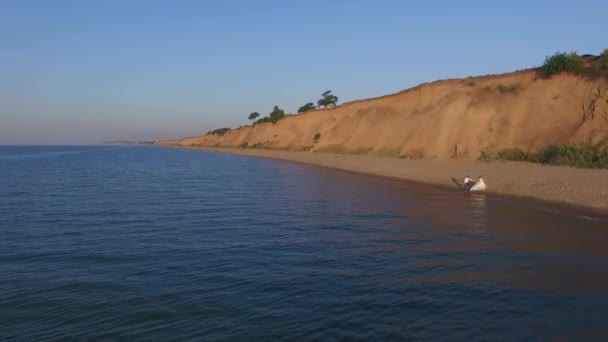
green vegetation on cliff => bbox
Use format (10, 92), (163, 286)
(298, 103), (316, 113)
(542, 52), (584, 76)
(317, 90), (338, 109)
(594, 49), (608, 76)
(208, 128), (231, 136)
(253, 106), (286, 125)
(481, 144), (608, 169)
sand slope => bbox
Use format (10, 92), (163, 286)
(158, 68), (608, 160)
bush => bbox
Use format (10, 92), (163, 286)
(313, 133), (321, 142)
(541, 144), (599, 168)
(253, 106), (286, 125)
(480, 144), (608, 169)
(594, 49), (608, 76)
(240, 142), (248, 148)
(480, 149), (539, 162)
(253, 117), (272, 125)
(499, 149), (540, 162)
(542, 52), (584, 76)
(268, 106), (285, 123)
(298, 103), (316, 113)
(208, 128), (231, 136)
(479, 151), (499, 162)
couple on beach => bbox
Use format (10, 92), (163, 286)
(464, 175), (486, 192)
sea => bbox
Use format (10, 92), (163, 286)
(1, 145), (607, 341)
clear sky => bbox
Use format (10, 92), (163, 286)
(1, 0), (606, 144)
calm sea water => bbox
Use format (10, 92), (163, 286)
(1, 145), (608, 341)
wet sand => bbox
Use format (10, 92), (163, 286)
(168, 146), (608, 215)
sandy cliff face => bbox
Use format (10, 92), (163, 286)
(157, 69), (608, 160)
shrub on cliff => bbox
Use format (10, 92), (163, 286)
(254, 106), (286, 125)
(269, 106), (286, 123)
(542, 52), (584, 76)
(481, 144), (608, 169)
(594, 49), (608, 76)
(541, 144), (603, 168)
(480, 149), (540, 163)
(253, 117), (271, 125)
(298, 103), (316, 113)
(208, 128), (231, 136)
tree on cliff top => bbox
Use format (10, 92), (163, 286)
(253, 105), (286, 125)
(317, 90), (338, 109)
(248, 112), (260, 120)
(297, 103), (316, 113)
(268, 105), (285, 123)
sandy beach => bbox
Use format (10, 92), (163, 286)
(168, 146), (608, 214)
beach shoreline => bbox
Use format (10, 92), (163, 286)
(157, 145), (608, 218)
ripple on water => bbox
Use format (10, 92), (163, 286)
(1, 146), (608, 340)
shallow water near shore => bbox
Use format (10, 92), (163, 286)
(1, 145), (607, 340)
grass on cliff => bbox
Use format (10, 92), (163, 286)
(496, 84), (520, 93)
(480, 144), (608, 169)
(317, 144), (345, 153)
(372, 147), (400, 157)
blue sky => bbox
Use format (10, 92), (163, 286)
(1, 0), (606, 144)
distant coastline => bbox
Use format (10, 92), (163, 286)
(103, 140), (156, 145)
